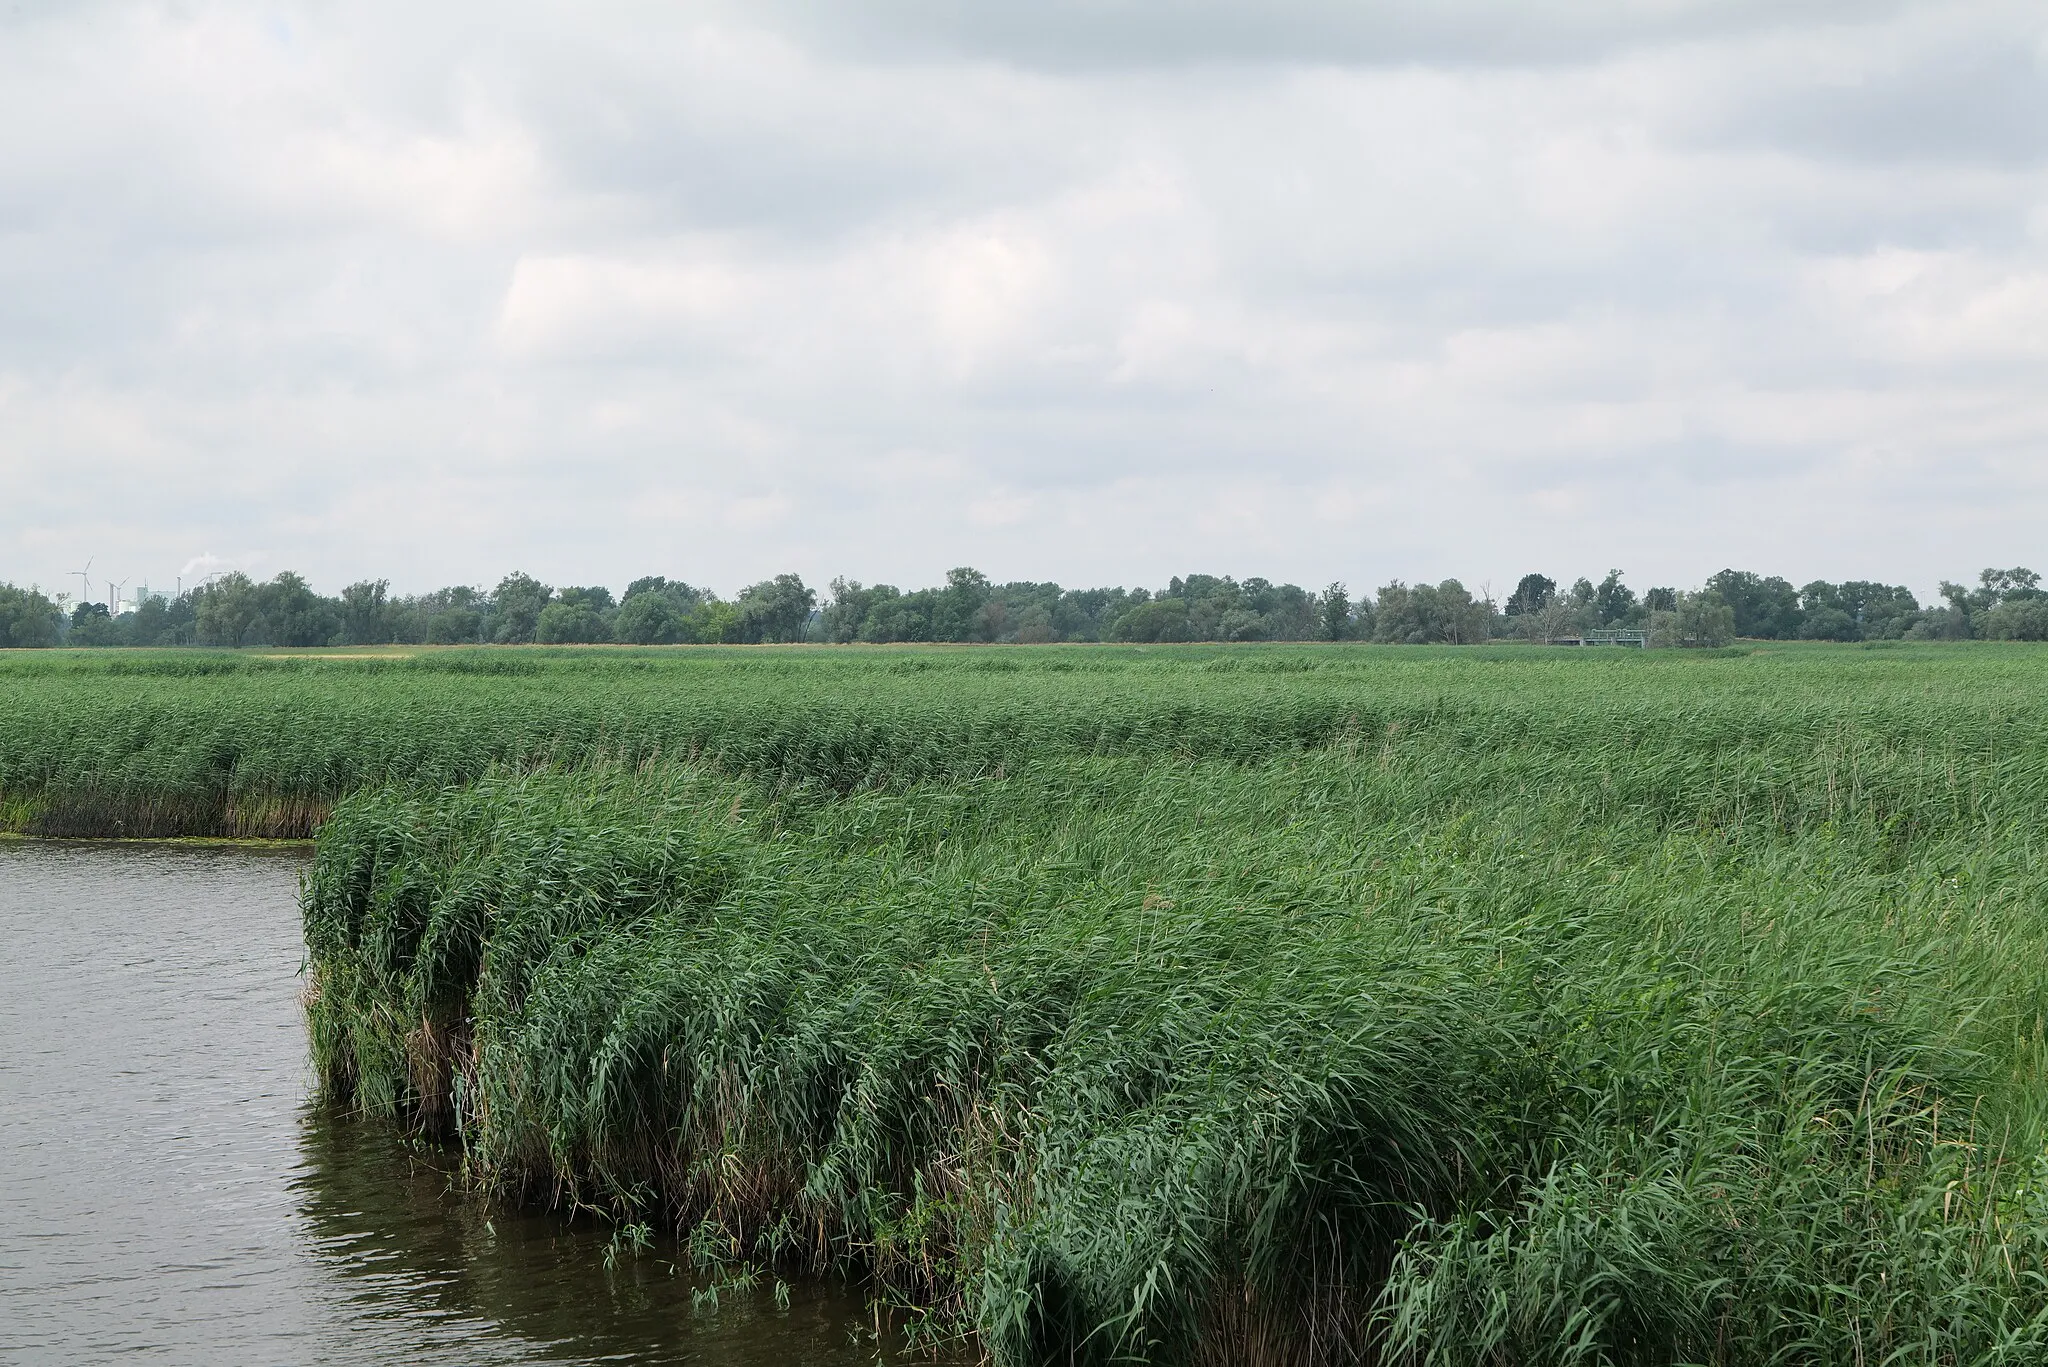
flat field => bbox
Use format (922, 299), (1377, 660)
(13, 642), (2048, 1362)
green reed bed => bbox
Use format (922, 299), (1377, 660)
(8, 642), (2048, 837)
(303, 689), (2048, 1364)
(17, 642), (2048, 1358)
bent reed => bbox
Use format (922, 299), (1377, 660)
(284, 644), (2048, 1365)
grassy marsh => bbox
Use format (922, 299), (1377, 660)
(272, 643), (2048, 1363)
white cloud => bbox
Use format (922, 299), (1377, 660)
(2, 0), (2045, 603)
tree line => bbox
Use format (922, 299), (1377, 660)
(0, 564), (2042, 649)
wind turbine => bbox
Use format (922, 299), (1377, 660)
(72, 557), (94, 610)
(110, 578), (130, 616)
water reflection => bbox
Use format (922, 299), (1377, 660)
(0, 842), (956, 1366)
(292, 1110), (904, 1365)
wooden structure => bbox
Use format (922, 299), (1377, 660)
(1551, 628), (1649, 647)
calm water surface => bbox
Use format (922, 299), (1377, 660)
(0, 842), (939, 1366)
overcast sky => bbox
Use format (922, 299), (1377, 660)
(4, 1), (2045, 603)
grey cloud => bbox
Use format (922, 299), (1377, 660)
(3, 0), (2047, 604)
(1682, 22), (2048, 166)
(748, 0), (1917, 70)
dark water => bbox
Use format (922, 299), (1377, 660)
(0, 842), (941, 1366)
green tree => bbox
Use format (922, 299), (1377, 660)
(193, 573), (263, 646)
(1321, 583), (1352, 641)
(733, 574), (816, 644)
(1014, 604), (1056, 643)
(614, 593), (679, 645)
(1982, 597), (2048, 641)
(0, 583), (62, 647)
(128, 594), (176, 646)
(695, 598), (740, 643)
(1840, 582), (1921, 639)
(1651, 589), (1736, 647)
(1938, 568), (2040, 640)
(1373, 580), (1491, 644)
(616, 579), (709, 645)
(256, 571), (340, 647)
(535, 600), (612, 644)
(1111, 597), (1191, 643)
(425, 606), (482, 644)
(1705, 570), (1803, 639)
(821, 579), (883, 643)
(68, 600), (118, 646)
(939, 567), (992, 641)
(341, 579), (392, 646)
(1505, 574), (1555, 617)
(1593, 569), (1637, 625)
(490, 573), (552, 644)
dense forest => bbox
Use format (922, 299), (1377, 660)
(0, 564), (2042, 649)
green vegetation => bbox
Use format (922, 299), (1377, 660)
(0, 643), (1477, 836)
(281, 644), (2048, 1362)
(0, 639), (2010, 838)
(13, 642), (2048, 1359)
(9, 560), (2044, 648)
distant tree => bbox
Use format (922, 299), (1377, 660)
(615, 595), (677, 645)
(1270, 582), (1318, 639)
(856, 586), (926, 643)
(425, 606), (482, 644)
(1936, 568), (2042, 640)
(1014, 604), (1056, 643)
(535, 586), (616, 644)
(193, 573), (263, 646)
(255, 571), (340, 647)
(536, 600), (612, 644)
(821, 578), (884, 643)
(1531, 597), (1579, 643)
(1705, 570), (1803, 639)
(127, 594), (174, 646)
(1372, 580), (1491, 644)
(695, 598), (740, 643)
(975, 598), (1012, 641)
(1798, 606), (1859, 642)
(733, 574), (816, 644)
(1642, 587), (1677, 614)
(68, 598), (115, 646)
(1650, 590), (1736, 647)
(1593, 570), (1637, 625)
(1214, 607), (1268, 641)
(1321, 583), (1351, 641)
(1058, 587), (1142, 642)
(939, 567), (993, 641)
(1841, 582), (1921, 639)
(0, 583), (62, 647)
(1981, 567), (2042, 599)
(1504, 574), (1555, 617)
(490, 572), (552, 644)
(341, 579), (392, 646)
(616, 578), (713, 645)
(1982, 597), (2048, 641)
(1111, 597), (1191, 643)
(387, 585), (480, 645)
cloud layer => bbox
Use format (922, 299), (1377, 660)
(4, 1), (2045, 601)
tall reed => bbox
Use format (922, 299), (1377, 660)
(305, 717), (2048, 1363)
(11, 642), (2048, 838)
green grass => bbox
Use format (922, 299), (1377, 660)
(276, 643), (2048, 1364)
(5, 640), (2045, 836)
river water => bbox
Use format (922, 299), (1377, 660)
(0, 842), (941, 1366)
